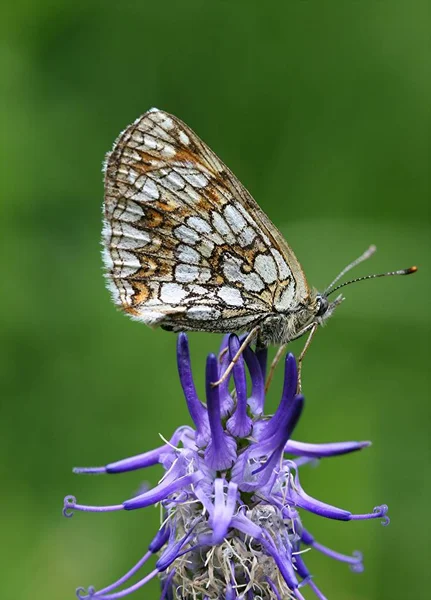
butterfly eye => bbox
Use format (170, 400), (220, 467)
(316, 296), (329, 318)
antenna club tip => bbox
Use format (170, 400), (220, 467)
(406, 266), (418, 274)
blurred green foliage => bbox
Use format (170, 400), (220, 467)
(0, 1), (429, 599)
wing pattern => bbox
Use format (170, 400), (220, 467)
(103, 108), (310, 332)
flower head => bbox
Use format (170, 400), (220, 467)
(64, 334), (388, 599)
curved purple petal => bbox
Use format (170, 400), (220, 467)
(285, 439), (371, 458)
(204, 354), (237, 470)
(124, 471), (203, 510)
(256, 353), (298, 440)
(211, 479), (238, 543)
(243, 345), (265, 415)
(226, 336), (252, 438)
(177, 333), (211, 446)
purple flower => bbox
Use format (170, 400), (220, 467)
(64, 334), (388, 599)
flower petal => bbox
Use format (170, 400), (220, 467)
(226, 335), (252, 438)
(204, 354), (237, 470)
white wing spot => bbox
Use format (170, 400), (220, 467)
(222, 255), (265, 293)
(187, 187), (201, 202)
(164, 172), (185, 191)
(127, 169), (139, 184)
(189, 285), (207, 295)
(224, 205), (246, 233)
(243, 272), (265, 292)
(111, 250), (141, 276)
(270, 249), (292, 280)
(187, 216), (212, 234)
(149, 110), (175, 131)
(212, 212), (235, 244)
(143, 134), (161, 151)
(179, 131), (190, 145)
(238, 226), (256, 247)
(159, 115), (174, 130)
(274, 284), (295, 312)
(142, 178), (160, 200)
(175, 264), (199, 283)
(187, 306), (221, 320)
(160, 283), (188, 304)
(254, 254), (278, 284)
(131, 130), (144, 144)
(111, 222), (150, 249)
(182, 170), (208, 189)
(199, 267), (211, 282)
(161, 144), (176, 158)
(177, 244), (201, 265)
(133, 177), (160, 201)
(174, 225), (199, 245)
(109, 200), (145, 223)
(218, 286), (244, 307)
(197, 240), (215, 258)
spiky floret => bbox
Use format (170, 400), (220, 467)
(64, 334), (388, 599)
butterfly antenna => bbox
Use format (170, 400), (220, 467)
(326, 265), (417, 297)
(324, 245), (377, 296)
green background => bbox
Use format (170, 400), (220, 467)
(1, 1), (429, 599)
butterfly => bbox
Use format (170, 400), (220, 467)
(102, 108), (416, 388)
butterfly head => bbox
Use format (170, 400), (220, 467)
(314, 292), (344, 324)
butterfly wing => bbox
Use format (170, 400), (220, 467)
(103, 108), (310, 332)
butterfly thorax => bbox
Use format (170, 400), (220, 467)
(258, 291), (342, 346)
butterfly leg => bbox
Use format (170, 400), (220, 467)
(265, 343), (287, 393)
(218, 331), (255, 363)
(265, 323), (318, 393)
(297, 323), (318, 393)
(218, 346), (229, 362)
(211, 326), (260, 387)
